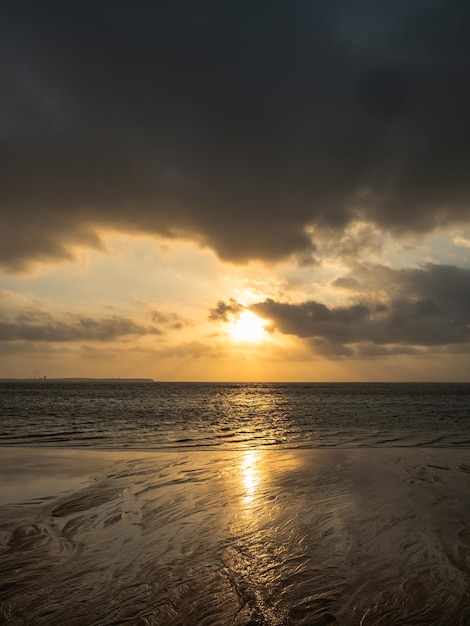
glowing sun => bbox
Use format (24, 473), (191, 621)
(229, 311), (267, 343)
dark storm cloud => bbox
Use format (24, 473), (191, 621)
(335, 263), (470, 324)
(2, 1), (470, 271)
(250, 264), (470, 356)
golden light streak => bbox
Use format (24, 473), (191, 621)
(240, 449), (261, 504)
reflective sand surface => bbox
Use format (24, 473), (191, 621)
(1, 447), (470, 625)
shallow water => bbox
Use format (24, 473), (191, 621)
(1, 448), (470, 625)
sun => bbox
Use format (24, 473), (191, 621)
(229, 311), (267, 343)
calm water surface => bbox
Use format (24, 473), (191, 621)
(1, 381), (469, 449)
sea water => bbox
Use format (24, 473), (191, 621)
(1, 381), (470, 449)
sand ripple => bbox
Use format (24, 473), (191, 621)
(1, 449), (470, 624)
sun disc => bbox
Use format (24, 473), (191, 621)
(229, 311), (267, 343)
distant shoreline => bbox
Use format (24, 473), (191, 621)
(1, 379), (469, 384)
(0, 378), (154, 383)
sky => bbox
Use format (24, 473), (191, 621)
(2, 0), (470, 381)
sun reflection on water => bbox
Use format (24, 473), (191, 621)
(241, 449), (262, 505)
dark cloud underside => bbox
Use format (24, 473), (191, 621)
(248, 264), (470, 356)
(2, 1), (470, 270)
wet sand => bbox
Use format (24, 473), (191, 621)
(1, 446), (470, 625)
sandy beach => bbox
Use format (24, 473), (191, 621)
(1, 446), (470, 625)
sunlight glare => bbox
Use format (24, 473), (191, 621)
(241, 449), (261, 504)
(229, 311), (267, 343)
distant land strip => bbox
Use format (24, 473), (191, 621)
(0, 378), (154, 383)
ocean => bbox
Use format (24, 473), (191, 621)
(2, 382), (470, 625)
(1, 381), (470, 449)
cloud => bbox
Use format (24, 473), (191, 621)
(0, 342), (71, 357)
(154, 340), (224, 359)
(0, 292), (161, 343)
(0, 315), (161, 343)
(2, 1), (470, 271)
(335, 263), (470, 324)
(148, 309), (188, 330)
(208, 299), (244, 322)
(250, 263), (470, 356)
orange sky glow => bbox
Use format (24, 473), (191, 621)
(2, 3), (470, 381)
